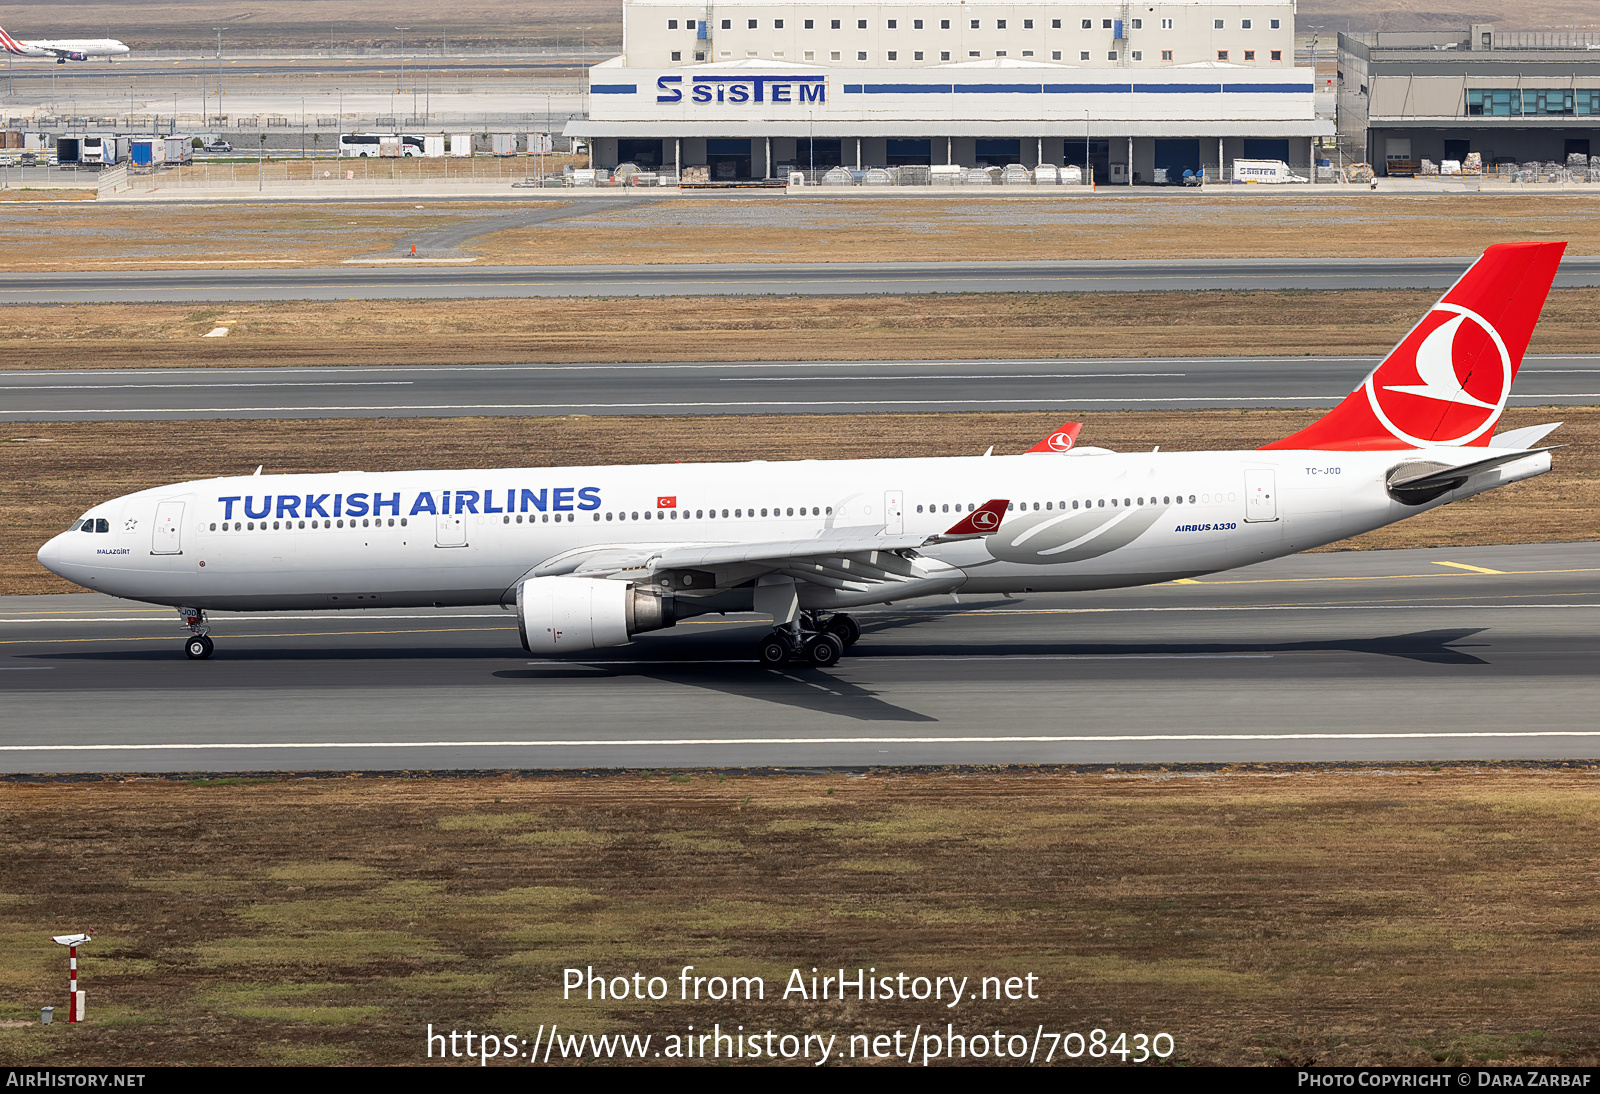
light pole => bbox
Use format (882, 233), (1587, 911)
(212, 28), (224, 115)
(396, 27), (410, 106)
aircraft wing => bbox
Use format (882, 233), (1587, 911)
(528, 501), (1009, 593)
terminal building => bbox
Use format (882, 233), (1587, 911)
(1338, 25), (1600, 174)
(569, 0), (1330, 182)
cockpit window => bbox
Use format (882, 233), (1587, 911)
(76, 517), (109, 533)
(69, 520), (84, 531)
(95, 518), (109, 533)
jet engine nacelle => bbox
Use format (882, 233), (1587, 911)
(515, 575), (675, 655)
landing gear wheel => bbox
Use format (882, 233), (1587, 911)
(757, 633), (792, 668)
(826, 614), (861, 648)
(806, 632), (846, 668)
(185, 635), (214, 660)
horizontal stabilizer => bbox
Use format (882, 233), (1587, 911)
(1387, 447), (1554, 505)
(1489, 422), (1563, 449)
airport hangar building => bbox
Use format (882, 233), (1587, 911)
(568, 0), (1331, 182)
(1338, 26), (1600, 174)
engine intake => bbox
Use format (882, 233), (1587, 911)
(515, 575), (676, 654)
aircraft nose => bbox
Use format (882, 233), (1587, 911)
(36, 533), (66, 575)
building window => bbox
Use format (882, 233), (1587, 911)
(1081, 19), (1092, 29)
(720, 19), (730, 30)
(857, 50), (867, 60)
(1023, 19), (1033, 29)
(971, 20), (980, 29)
(1131, 50), (1141, 60)
(1161, 49), (1172, 60)
(719, 50), (731, 57)
(888, 50), (897, 60)
(747, 19), (756, 29)
(1270, 19), (1281, 29)
(804, 19), (814, 29)
(996, 50), (1007, 56)
(804, 50), (815, 60)
(1108, 50), (1117, 60)
(914, 50), (923, 59)
(940, 51), (950, 60)
(1214, 19), (1224, 29)
(1022, 49), (1033, 56)
(1102, 19), (1112, 29)
(1080, 51), (1090, 60)
(997, 19), (1007, 29)
(914, 19), (923, 29)
(1052, 50), (1062, 59)
(694, 51), (705, 60)
(773, 50), (783, 57)
(969, 50), (980, 56)
(858, 19), (867, 29)
(670, 50), (681, 60)
(887, 19), (897, 29)
(1271, 50), (1282, 61)
(1217, 50), (1228, 60)
(746, 50), (757, 57)
(774, 19), (784, 29)
(830, 50), (841, 60)
(668, 19), (678, 29)
(941, 20), (951, 30)
(1131, 18), (1142, 29)
(1242, 19), (1252, 30)
(1161, 18), (1173, 29)
(1244, 50), (1255, 60)
(831, 19), (840, 29)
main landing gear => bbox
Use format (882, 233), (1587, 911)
(757, 612), (861, 669)
(178, 607), (214, 659)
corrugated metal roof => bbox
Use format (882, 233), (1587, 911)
(566, 120), (1333, 137)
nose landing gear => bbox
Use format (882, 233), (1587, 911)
(757, 612), (859, 669)
(178, 607), (214, 659)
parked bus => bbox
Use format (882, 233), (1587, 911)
(338, 133), (428, 158)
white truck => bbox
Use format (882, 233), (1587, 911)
(1231, 158), (1308, 184)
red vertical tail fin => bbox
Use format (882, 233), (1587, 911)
(1261, 241), (1566, 451)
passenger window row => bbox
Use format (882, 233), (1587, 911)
(210, 518), (408, 531)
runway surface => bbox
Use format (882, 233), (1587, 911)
(5, 355), (1598, 420)
(7, 255), (1600, 303)
(3, 542), (1597, 772)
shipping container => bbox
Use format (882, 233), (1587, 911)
(491, 133), (518, 156)
(447, 134), (473, 156)
(128, 137), (160, 166)
(56, 136), (82, 166)
(421, 135), (445, 158)
(163, 136), (192, 165)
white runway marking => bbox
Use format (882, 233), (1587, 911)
(6, 730), (1600, 752)
(8, 381), (414, 391)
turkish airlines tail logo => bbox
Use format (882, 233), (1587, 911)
(1262, 241), (1566, 451)
(943, 498), (1009, 537)
(0, 27), (29, 54)
(1025, 420), (1083, 453)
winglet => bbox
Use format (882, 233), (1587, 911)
(940, 499), (1008, 538)
(1025, 421), (1083, 453)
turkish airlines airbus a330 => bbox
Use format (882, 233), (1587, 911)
(37, 241), (1568, 666)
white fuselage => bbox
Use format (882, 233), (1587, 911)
(37, 446), (1549, 615)
(6, 37), (129, 59)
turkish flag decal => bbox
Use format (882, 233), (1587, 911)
(657, 496), (677, 509)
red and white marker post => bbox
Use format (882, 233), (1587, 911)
(51, 930), (94, 1023)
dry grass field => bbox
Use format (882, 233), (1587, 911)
(1, 768), (1599, 1067)
(5, 406), (1597, 596)
(1, 288), (1598, 370)
(3, 193), (1600, 272)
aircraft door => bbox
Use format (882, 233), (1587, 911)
(1244, 469), (1279, 522)
(151, 500), (185, 554)
(436, 512), (467, 547)
(884, 490), (904, 535)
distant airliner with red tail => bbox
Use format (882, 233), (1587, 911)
(0, 24), (128, 63)
(37, 242), (1568, 666)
